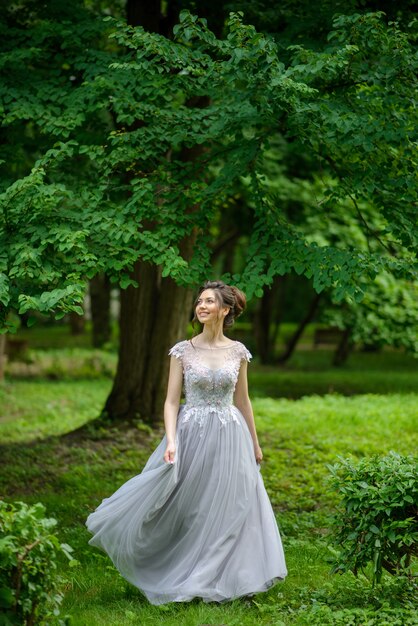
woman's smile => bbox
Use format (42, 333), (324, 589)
(196, 290), (219, 321)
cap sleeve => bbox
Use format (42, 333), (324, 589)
(236, 341), (252, 363)
(168, 340), (187, 361)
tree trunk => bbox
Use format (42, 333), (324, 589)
(89, 274), (111, 348)
(69, 311), (85, 335)
(270, 276), (286, 352)
(104, 240), (196, 424)
(216, 231), (239, 276)
(141, 268), (195, 419)
(254, 287), (274, 364)
(253, 277), (284, 364)
(0, 334), (6, 381)
(104, 261), (158, 422)
(333, 327), (353, 366)
(126, 0), (161, 31)
(278, 292), (322, 364)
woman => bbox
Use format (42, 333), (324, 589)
(86, 280), (287, 605)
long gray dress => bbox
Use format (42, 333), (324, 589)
(86, 340), (287, 605)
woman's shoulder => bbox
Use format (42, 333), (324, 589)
(232, 340), (252, 362)
(168, 339), (190, 359)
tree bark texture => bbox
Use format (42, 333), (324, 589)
(278, 292), (322, 364)
(126, 0), (161, 32)
(253, 277), (285, 364)
(89, 274), (112, 348)
(0, 334), (6, 381)
(104, 235), (196, 423)
(69, 311), (85, 335)
(333, 327), (353, 366)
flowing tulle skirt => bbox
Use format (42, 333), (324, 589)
(86, 404), (287, 605)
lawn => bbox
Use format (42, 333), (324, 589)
(0, 346), (417, 625)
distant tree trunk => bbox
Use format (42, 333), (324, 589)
(0, 334), (6, 381)
(278, 292), (322, 364)
(69, 311), (85, 335)
(254, 287), (274, 364)
(253, 276), (284, 364)
(333, 328), (353, 366)
(270, 277), (286, 351)
(362, 342), (381, 352)
(126, 0), (160, 29)
(18, 312), (31, 328)
(89, 274), (111, 348)
(219, 234), (239, 276)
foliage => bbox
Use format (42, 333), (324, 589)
(325, 272), (418, 355)
(226, 0), (418, 53)
(0, 500), (76, 625)
(294, 179), (418, 355)
(0, 5), (417, 327)
(328, 452), (418, 584)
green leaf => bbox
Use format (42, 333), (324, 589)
(0, 587), (14, 608)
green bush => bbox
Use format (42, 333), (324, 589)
(328, 452), (418, 584)
(0, 501), (76, 625)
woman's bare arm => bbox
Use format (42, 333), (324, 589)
(163, 356), (183, 462)
(233, 361), (263, 463)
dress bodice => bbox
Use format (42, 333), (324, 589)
(168, 340), (252, 412)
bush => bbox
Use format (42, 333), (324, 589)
(0, 501), (76, 625)
(328, 452), (418, 584)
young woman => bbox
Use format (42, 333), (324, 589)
(86, 280), (287, 605)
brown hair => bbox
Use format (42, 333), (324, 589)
(192, 280), (246, 329)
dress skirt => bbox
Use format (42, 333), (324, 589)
(86, 403), (287, 605)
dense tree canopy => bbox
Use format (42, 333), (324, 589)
(1, 1), (417, 331)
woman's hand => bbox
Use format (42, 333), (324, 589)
(164, 442), (176, 464)
(254, 442), (263, 464)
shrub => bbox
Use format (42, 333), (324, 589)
(0, 500), (76, 625)
(327, 452), (418, 584)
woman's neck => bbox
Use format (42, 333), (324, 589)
(200, 325), (227, 346)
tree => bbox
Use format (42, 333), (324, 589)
(298, 180), (418, 363)
(1, 5), (417, 420)
(324, 272), (418, 363)
(103, 0), (204, 422)
(89, 274), (112, 348)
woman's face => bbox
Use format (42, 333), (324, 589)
(195, 289), (227, 325)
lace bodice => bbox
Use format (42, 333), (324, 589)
(168, 340), (252, 427)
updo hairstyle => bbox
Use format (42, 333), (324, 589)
(193, 280), (246, 329)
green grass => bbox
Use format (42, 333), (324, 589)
(1, 344), (417, 624)
(6, 342), (418, 393)
(1, 355), (417, 625)
(250, 349), (418, 398)
(0, 379), (112, 443)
